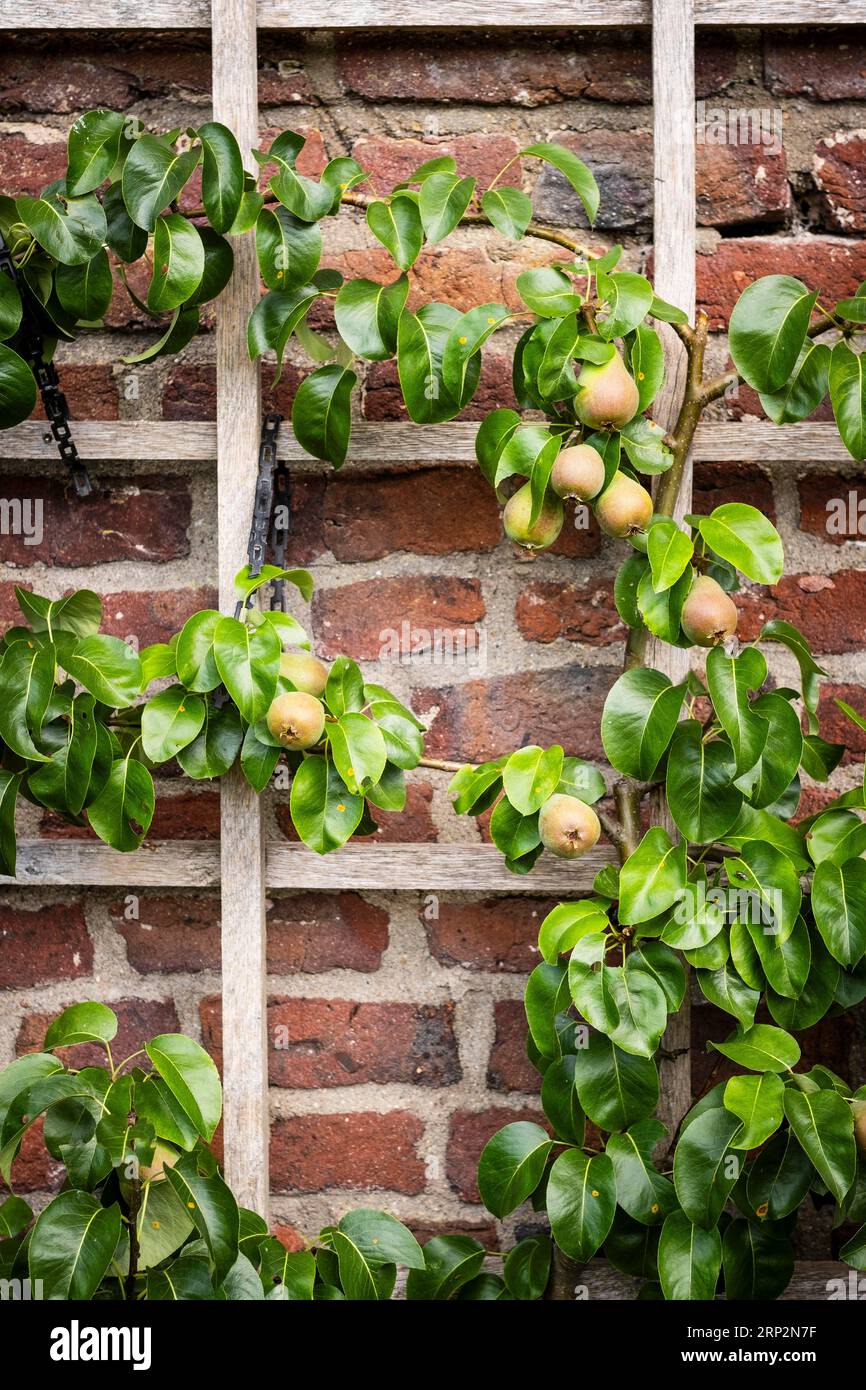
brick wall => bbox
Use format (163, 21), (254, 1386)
(1, 26), (866, 1255)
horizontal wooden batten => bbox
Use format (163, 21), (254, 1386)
(4, 840), (614, 891)
(4, 0), (865, 26)
(0, 419), (853, 466)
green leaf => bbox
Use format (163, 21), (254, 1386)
(103, 180), (147, 262)
(502, 744), (564, 816)
(141, 684), (206, 763)
(710, 1023), (801, 1073)
(87, 753), (154, 852)
(337, 1209), (424, 1270)
(696, 962), (760, 1029)
(66, 109), (128, 195)
(45, 1001), (117, 1049)
(246, 285), (319, 377)
(0, 272), (23, 340)
(0, 770), (19, 877)
(198, 121), (243, 234)
(405, 1236), (485, 1301)
(55, 249), (113, 322)
(547, 1150), (616, 1261)
(177, 701), (244, 781)
(122, 304), (199, 363)
(573, 1031), (659, 1132)
(175, 610), (222, 692)
(628, 323), (666, 412)
(607, 957), (668, 1058)
(658, 1210), (721, 1301)
(649, 294), (689, 325)
(477, 1121), (553, 1218)
(164, 1153), (238, 1280)
(807, 810), (866, 867)
(0, 639), (55, 761)
(366, 195), (423, 270)
(234, 563), (313, 604)
(0, 1194), (32, 1239)
(725, 840), (802, 943)
(147, 213), (205, 312)
(728, 274), (818, 393)
(292, 364), (356, 467)
(334, 276), (408, 361)
(698, 503), (784, 585)
(661, 880), (726, 953)
(213, 615), (281, 725)
(255, 204), (321, 293)
(812, 858), (866, 966)
(0, 343), (37, 428)
(760, 341), (830, 424)
(397, 302), (473, 423)
(482, 186), (533, 241)
(442, 302), (510, 400)
(746, 1129), (813, 1220)
(674, 1106), (742, 1227)
(418, 172), (475, 243)
(606, 1119), (677, 1225)
(289, 756), (363, 854)
(767, 933), (839, 1031)
(145, 1034), (221, 1142)
(536, 314), (612, 400)
(29, 1191), (121, 1299)
(722, 1219), (795, 1300)
(325, 655), (365, 717)
(665, 721), (743, 844)
(647, 518), (693, 593)
(829, 340), (866, 460)
(326, 713), (387, 794)
(521, 142), (599, 225)
(540, 1056), (585, 1145)
(61, 633), (143, 709)
(516, 266), (582, 318)
(29, 692), (99, 815)
(759, 619), (825, 729)
(489, 796), (541, 863)
(618, 827), (688, 926)
(783, 1087), (855, 1204)
(724, 1072), (785, 1150)
(601, 667), (684, 781)
(596, 270), (654, 341)
(538, 900), (609, 964)
(121, 133), (201, 232)
(705, 645), (768, 776)
(503, 1235), (550, 1300)
(146, 1256), (214, 1300)
(17, 192), (106, 265)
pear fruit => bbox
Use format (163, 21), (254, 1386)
(539, 793), (601, 859)
(266, 690), (325, 749)
(280, 650), (329, 697)
(852, 1099), (866, 1156)
(681, 574), (738, 647)
(551, 443), (606, 501)
(594, 472), (653, 538)
(503, 481), (564, 550)
(574, 350), (639, 430)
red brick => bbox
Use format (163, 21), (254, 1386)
(425, 898), (551, 974)
(16, 997), (179, 1071)
(9, 1118), (64, 1194)
(103, 257), (154, 330)
(352, 134), (521, 192)
(321, 468), (501, 561)
(736, 572), (866, 655)
(692, 462), (775, 517)
(41, 789), (220, 844)
(312, 575), (485, 661)
(201, 996), (461, 1088)
(268, 893), (389, 972)
(31, 364), (118, 422)
(257, 46), (315, 106)
(162, 362), (302, 420)
(488, 1000), (540, 1094)
(0, 52), (135, 113)
(447, 1105), (544, 1203)
(798, 476), (866, 545)
(533, 129), (652, 230)
(99, 587), (218, 647)
(367, 780), (437, 844)
(696, 139), (789, 227)
(364, 351), (518, 423)
(113, 894), (220, 974)
(794, 784), (839, 822)
(0, 900), (92, 988)
(814, 130), (866, 233)
(413, 666), (611, 763)
(515, 578), (622, 646)
(697, 237), (866, 330)
(270, 1110), (426, 1194)
(323, 245), (506, 315)
(337, 34), (734, 106)
(0, 132), (67, 196)
(764, 31), (866, 101)
(816, 684), (866, 764)
(0, 474), (189, 568)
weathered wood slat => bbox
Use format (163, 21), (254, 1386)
(4, 0), (865, 27)
(580, 1258), (850, 1300)
(0, 419), (854, 465)
(4, 840), (615, 890)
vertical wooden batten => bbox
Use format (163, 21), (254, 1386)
(650, 0), (696, 1141)
(211, 0), (269, 1218)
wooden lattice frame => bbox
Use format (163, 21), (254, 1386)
(2, 2), (865, 1293)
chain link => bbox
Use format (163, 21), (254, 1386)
(0, 230), (92, 498)
(233, 411), (291, 619)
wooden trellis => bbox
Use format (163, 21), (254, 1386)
(2, 0), (865, 1283)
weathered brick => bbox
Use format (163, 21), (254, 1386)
(814, 130), (866, 233)
(364, 351), (518, 423)
(9, 1118), (64, 1194)
(816, 684), (866, 763)
(270, 1111), (426, 1194)
(257, 42), (315, 105)
(532, 129), (652, 230)
(0, 51), (135, 113)
(0, 132), (67, 196)
(0, 473), (189, 568)
(269, 893), (389, 972)
(736, 572), (866, 655)
(163, 362), (302, 419)
(425, 897), (550, 973)
(321, 468), (501, 561)
(366, 780), (437, 844)
(696, 138), (789, 227)
(99, 587), (218, 647)
(692, 462), (775, 518)
(764, 31), (866, 101)
(324, 245), (505, 314)
(312, 575), (485, 661)
(33, 364), (118, 422)
(515, 578), (622, 646)
(447, 1105), (544, 1203)
(113, 894), (221, 974)
(0, 900), (92, 988)
(697, 237), (866, 329)
(352, 134), (521, 191)
(413, 666), (611, 763)
(16, 998), (179, 1071)
(488, 1000), (540, 1094)
(41, 789), (221, 843)
(798, 476), (866, 545)
(201, 996), (461, 1088)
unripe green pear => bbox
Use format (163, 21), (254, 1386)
(574, 350), (640, 430)
(681, 574), (738, 647)
(551, 443), (606, 501)
(266, 690), (325, 749)
(539, 793), (601, 859)
(280, 650), (329, 697)
(594, 472), (653, 538)
(853, 1099), (866, 1156)
(503, 481), (564, 550)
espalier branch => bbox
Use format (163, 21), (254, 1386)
(1, 110), (866, 1302)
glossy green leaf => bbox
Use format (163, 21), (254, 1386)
(606, 1119), (677, 1225)
(540, 1056), (585, 1145)
(147, 213), (205, 312)
(618, 827), (688, 926)
(783, 1088), (856, 1203)
(647, 518), (693, 594)
(292, 364), (356, 467)
(198, 121), (243, 233)
(334, 276), (408, 361)
(601, 667), (684, 781)
(658, 1210), (721, 1301)
(17, 192), (106, 265)
(29, 1191), (121, 1299)
(397, 302), (474, 423)
(829, 340), (866, 461)
(55, 249), (113, 322)
(141, 684), (206, 763)
(502, 744), (564, 816)
(418, 172), (475, 243)
(0, 343), (37, 428)
(746, 1129), (813, 1220)
(516, 265), (582, 318)
(760, 341), (830, 425)
(213, 615), (281, 725)
(674, 1106), (742, 1227)
(0, 639), (55, 761)
(366, 194), (423, 270)
(547, 1150), (616, 1261)
(175, 610), (222, 693)
(728, 274), (818, 393)
(177, 701), (244, 781)
(724, 1072), (785, 1150)
(164, 1153), (238, 1279)
(521, 142), (599, 224)
(812, 858), (866, 966)
(482, 186), (533, 241)
(61, 633), (143, 709)
(405, 1235), (485, 1301)
(574, 1031), (659, 1132)
(66, 110), (128, 195)
(289, 756), (363, 854)
(722, 1219), (795, 1300)
(477, 1121), (553, 1219)
(45, 1001), (117, 1049)
(87, 753), (154, 852)
(696, 962), (760, 1030)
(665, 721), (743, 844)
(705, 644), (768, 776)
(710, 1023), (801, 1074)
(442, 302), (510, 400)
(596, 270), (654, 341)
(698, 503), (784, 585)
(503, 1235), (550, 1300)
(121, 134), (201, 232)
(246, 285), (319, 376)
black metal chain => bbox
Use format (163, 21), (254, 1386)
(0, 229), (93, 498)
(234, 411), (291, 619)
